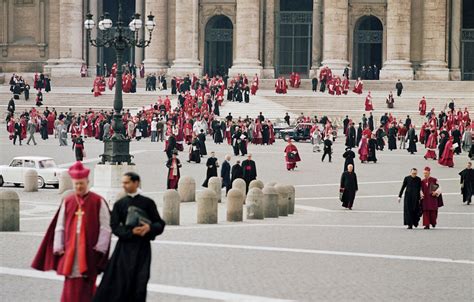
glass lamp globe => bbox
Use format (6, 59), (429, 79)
(98, 20), (105, 31)
(146, 14), (155, 31)
(129, 21), (136, 32)
(84, 19), (95, 30)
(103, 18), (113, 29)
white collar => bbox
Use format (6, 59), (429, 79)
(128, 189), (141, 198)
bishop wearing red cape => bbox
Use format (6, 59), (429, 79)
(284, 140), (301, 170)
(31, 161), (111, 302)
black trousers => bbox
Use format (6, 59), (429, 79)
(322, 150), (332, 162)
(13, 133), (22, 145)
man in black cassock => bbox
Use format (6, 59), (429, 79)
(202, 152), (219, 187)
(198, 129), (207, 157)
(188, 135), (201, 163)
(451, 126), (462, 155)
(368, 112), (374, 131)
(407, 126), (418, 154)
(340, 164), (358, 210)
(165, 133), (176, 159)
(388, 124), (398, 151)
(395, 79), (403, 97)
(311, 77), (318, 92)
(342, 147), (355, 172)
(231, 160), (243, 186)
(242, 154), (257, 192)
(345, 123), (356, 148)
(221, 155), (232, 194)
(93, 172), (165, 302)
(398, 168), (422, 229)
(262, 123), (270, 145)
(459, 162), (474, 205)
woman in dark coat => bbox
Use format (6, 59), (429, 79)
(340, 164), (358, 209)
(398, 168), (422, 229)
(166, 151), (181, 189)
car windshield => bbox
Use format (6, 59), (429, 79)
(39, 159), (56, 169)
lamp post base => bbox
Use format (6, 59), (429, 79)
(91, 162), (136, 204)
(100, 138), (133, 164)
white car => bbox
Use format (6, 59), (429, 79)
(0, 156), (67, 188)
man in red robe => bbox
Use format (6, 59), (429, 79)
(365, 92), (374, 111)
(342, 78), (350, 95)
(438, 136), (455, 167)
(284, 140), (301, 170)
(419, 97), (427, 116)
(420, 167), (442, 229)
(353, 77), (363, 94)
(31, 161), (111, 302)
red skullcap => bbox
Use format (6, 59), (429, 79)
(68, 161), (90, 180)
(424, 166), (431, 172)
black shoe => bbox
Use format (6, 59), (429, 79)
(432, 224), (436, 228)
(424, 226), (430, 229)
(407, 226), (413, 229)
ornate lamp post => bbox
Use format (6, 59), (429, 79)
(84, 2), (155, 164)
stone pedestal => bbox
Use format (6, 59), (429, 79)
(249, 179), (264, 190)
(380, 61), (414, 80)
(24, 169), (38, 192)
(262, 186), (279, 218)
(178, 176), (196, 202)
(91, 163), (136, 204)
(262, 0), (275, 79)
(275, 185), (289, 217)
(163, 189), (180, 225)
(197, 189), (218, 224)
(226, 189), (244, 222)
(208, 177), (222, 203)
(232, 179), (247, 203)
(58, 171), (73, 194)
(0, 190), (19, 231)
(246, 188), (264, 220)
(228, 0), (262, 77)
(309, 0), (322, 78)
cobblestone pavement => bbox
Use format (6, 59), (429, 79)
(0, 126), (473, 301)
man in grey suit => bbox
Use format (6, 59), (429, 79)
(26, 119), (37, 145)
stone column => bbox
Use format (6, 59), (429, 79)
(380, 0), (414, 80)
(320, 0), (349, 76)
(228, 0), (263, 77)
(88, 0), (98, 74)
(168, 0), (201, 76)
(416, 0), (449, 80)
(144, 0), (168, 73)
(143, 0), (168, 74)
(134, 0), (144, 65)
(449, 0), (461, 80)
(262, 0), (275, 78)
(50, 0), (85, 77)
(309, 0), (322, 78)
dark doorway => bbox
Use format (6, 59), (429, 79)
(275, 0), (313, 77)
(352, 16), (383, 79)
(99, 0), (136, 71)
(462, 0), (474, 80)
(204, 15), (233, 77)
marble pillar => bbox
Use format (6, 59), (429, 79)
(309, 0), (322, 78)
(88, 0), (98, 75)
(143, 0), (168, 74)
(380, 0), (413, 80)
(263, 0), (275, 78)
(168, 0), (201, 76)
(416, 0), (449, 80)
(449, 0), (461, 80)
(228, 0), (262, 77)
(320, 0), (349, 76)
(134, 0), (144, 66)
(49, 0), (85, 77)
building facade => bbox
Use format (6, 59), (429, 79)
(1, 0), (473, 80)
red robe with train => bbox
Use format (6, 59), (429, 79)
(438, 139), (454, 167)
(358, 137), (369, 162)
(365, 95), (374, 111)
(31, 192), (110, 302)
(419, 99), (427, 116)
(424, 132), (437, 159)
(353, 80), (363, 94)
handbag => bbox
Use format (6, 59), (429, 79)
(429, 183), (444, 208)
(339, 188), (344, 202)
(125, 205), (151, 227)
(288, 152), (296, 160)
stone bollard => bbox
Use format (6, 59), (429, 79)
(24, 169), (38, 192)
(262, 186), (279, 218)
(232, 178), (247, 203)
(0, 190), (20, 231)
(249, 179), (264, 190)
(178, 176), (196, 202)
(197, 189), (218, 224)
(58, 171), (73, 194)
(266, 182), (277, 187)
(275, 184), (290, 217)
(287, 185), (296, 215)
(208, 177), (223, 203)
(227, 189), (244, 222)
(163, 189), (180, 225)
(246, 188), (264, 220)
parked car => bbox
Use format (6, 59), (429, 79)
(0, 156), (66, 188)
(273, 122), (293, 139)
(279, 123), (314, 142)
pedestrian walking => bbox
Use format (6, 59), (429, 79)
(398, 168), (422, 229)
